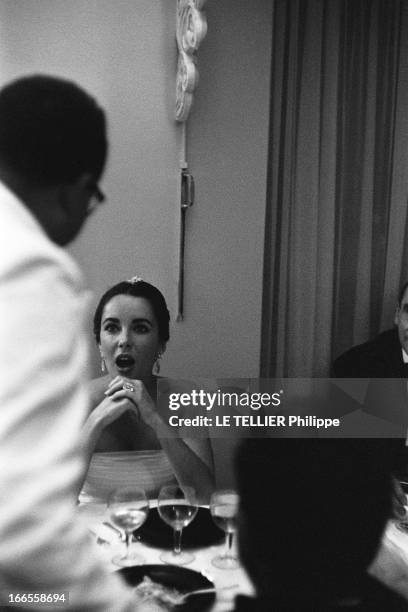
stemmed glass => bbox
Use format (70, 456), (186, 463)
(157, 485), (198, 565)
(210, 489), (240, 569)
(394, 478), (408, 532)
(108, 486), (149, 566)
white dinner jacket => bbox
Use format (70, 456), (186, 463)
(0, 181), (135, 611)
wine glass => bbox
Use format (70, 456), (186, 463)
(394, 478), (408, 532)
(108, 486), (149, 566)
(157, 485), (198, 565)
(210, 489), (240, 569)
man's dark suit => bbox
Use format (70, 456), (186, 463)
(332, 328), (407, 472)
(332, 328), (407, 378)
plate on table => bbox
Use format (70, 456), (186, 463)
(138, 507), (223, 549)
(119, 564), (215, 611)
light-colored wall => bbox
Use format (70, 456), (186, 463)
(178, 0), (272, 487)
(0, 0), (181, 377)
(0, 0), (272, 486)
(0, 0), (272, 381)
(168, 0), (272, 381)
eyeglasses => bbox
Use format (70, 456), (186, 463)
(86, 184), (106, 216)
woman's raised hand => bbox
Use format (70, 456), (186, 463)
(81, 384), (139, 458)
(104, 376), (158, 429)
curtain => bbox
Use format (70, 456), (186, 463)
(261, 0), (408, 377)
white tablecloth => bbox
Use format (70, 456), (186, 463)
(79, 502), (408, 610)
(77, 502), (254, 612)
(370, 521), (408, 600)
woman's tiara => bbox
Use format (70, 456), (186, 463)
(127, 275), (143, 284)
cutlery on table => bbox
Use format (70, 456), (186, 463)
(173, 583), (239, 605)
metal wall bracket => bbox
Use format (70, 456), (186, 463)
(177, 169), (195, 321)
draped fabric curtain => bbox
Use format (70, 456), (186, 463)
(261, 0), (408, 377)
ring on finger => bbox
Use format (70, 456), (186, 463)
(123, 382), (135, 392)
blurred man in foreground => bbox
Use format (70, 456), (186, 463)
(234, 438), (408, 611)
(0, 75), (137, 610)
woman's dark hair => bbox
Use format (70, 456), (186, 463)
(93, 280), (170, 344)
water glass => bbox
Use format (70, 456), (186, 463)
(157, 485), (198, 565)
(108, 486), (149, 566)
(210, 489), (240, 569)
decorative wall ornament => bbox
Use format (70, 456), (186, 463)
(175, 1), (207, 321)
(176, 0), (207, 122)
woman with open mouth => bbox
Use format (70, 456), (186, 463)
(79, 277), (214, 504)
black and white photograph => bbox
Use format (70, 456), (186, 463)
(1, 1), (408, 610)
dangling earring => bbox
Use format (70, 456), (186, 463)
(154, 352), (162, 375)
(100, 352), (106, 373)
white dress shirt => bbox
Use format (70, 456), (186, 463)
(0, 182), (136, 610)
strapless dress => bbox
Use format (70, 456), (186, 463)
(79, 449), (176, 503)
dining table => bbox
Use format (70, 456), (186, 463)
(77, 501), (255, 612)
(78, 500), (408, 611)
